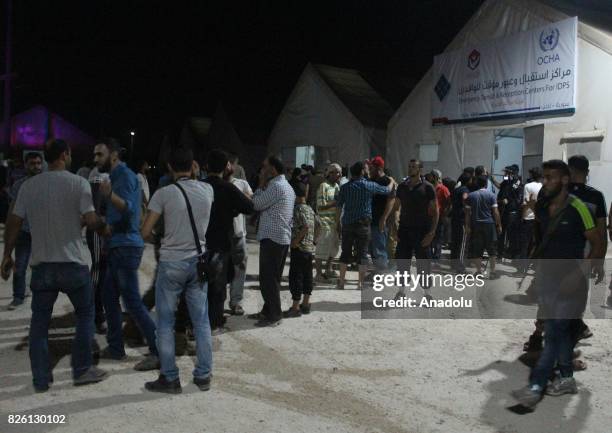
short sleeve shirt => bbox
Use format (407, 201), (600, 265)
(371, 176), (394, 225)
(292, 203), (316, 253)
(535, 195), (595, 259)
(465, 189), (498, 224)
(9, 176), (31, 232)
(569, 183), (607, 219)
(148, 179), (214, 262)
(13, 171), (95, 265)
(396, 179), (436, 229)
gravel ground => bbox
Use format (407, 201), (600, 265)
(1, 240), (611, 433)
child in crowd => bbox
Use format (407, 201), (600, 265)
(285, 182), (318, 317)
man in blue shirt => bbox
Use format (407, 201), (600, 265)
(336, 161), (394, 289)
(94, 138), (158, 371)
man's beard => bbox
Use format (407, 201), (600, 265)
(98, 160), (112, 173)
(541, 185), (563, 201)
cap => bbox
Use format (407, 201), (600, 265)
(367, 156), (385, 168)
(429, 169), (442, 179)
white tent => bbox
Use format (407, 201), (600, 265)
(268, 63), (394, 169)
(387, 0), (612, 202)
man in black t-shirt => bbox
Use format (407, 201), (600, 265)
(385, 159), (438, 298)
(367, 157), (395, 270)
(512, 160), (604, 409)
(497, 164), (523, 259)
(204, 150), (254, 332)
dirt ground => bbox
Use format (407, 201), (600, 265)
(1, 240), (611, 433)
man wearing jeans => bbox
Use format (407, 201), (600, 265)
(6, 152), (43, 310)
(512, 160), (604, 409)
(94, 137), (158, 371)
(142, 147), (214, 393)
(2, 139), (108, 392)
(367, 157), (395, 271)
(250, 155), (295, 327)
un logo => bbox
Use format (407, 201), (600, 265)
(540, 28), (560, 51)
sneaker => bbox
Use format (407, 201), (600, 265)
(247, 311), (267, 320)
(511, 385), (542, 408)
(546, 377), (578, 396)
(324, 270), (339, 279)
(7, 298), (24, 310)
(134, 354), (160, 371)
(145, 375), (182, 394)
(577, 327), (593, 341)
(211, 327), (228, 336)
(74, 366), (108, 386)
(96, 347), (127, 361)
(34, 384), (50, 393)
(315, 275), (328, 283)
(283, 308), (302, 318)
(299, 304), (311, 315)
(230, 305), (244, 316)
(193, 375), (211, 391)
(254, 318), (281, 328)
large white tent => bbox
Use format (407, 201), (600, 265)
(268, 63), (394, 169)
(387, 0), (612, 201)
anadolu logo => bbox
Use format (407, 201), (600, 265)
(467, 49), (480, 70)
(540, 27), (560, 51)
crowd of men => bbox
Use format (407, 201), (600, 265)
(1, 139), (611, 410)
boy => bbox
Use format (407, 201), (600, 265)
(285, 182), (317, 317)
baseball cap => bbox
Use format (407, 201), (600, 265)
(367, 156), (385, 168)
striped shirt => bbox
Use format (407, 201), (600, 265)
(253, 175), (296, 245)
(337, 177), (391, 225)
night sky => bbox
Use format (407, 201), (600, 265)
(7, 0), (484, 161)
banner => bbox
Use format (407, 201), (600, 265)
(432, 17), (577, 125)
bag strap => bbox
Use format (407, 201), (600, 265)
(531, 195), (571, 259)
(174, 182), (204, 257)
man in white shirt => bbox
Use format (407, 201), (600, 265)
(226, 154), (253, 315)
(519, 166), (543, 273)
(141, 147), (214, 394)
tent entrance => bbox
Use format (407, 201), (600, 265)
(492, 129), (524, 181)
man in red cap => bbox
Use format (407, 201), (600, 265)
(366, 157), (395, 270)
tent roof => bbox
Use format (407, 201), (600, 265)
(313, 64), (394, 129)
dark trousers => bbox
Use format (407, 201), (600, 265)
(29, 263), (94, 389)
(289, 249), (313, 301)
(207, 251), (231, 329)
(499, 211), (521, 258)
(450, 219), (467, 271)
(396, 227), (432, 288)
(518, 219), (535, 272)
(259, 239), (289, 321)
(86, 230), (107, 325)
(431, 222), (444, 260)
(13, 230), (32, 301)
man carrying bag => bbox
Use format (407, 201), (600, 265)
(141, 147), (215, 393)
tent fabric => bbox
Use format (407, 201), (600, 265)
(386, 0), (612, 202)
(268, 63), (393, 168)
(0, 105), (95, 151)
